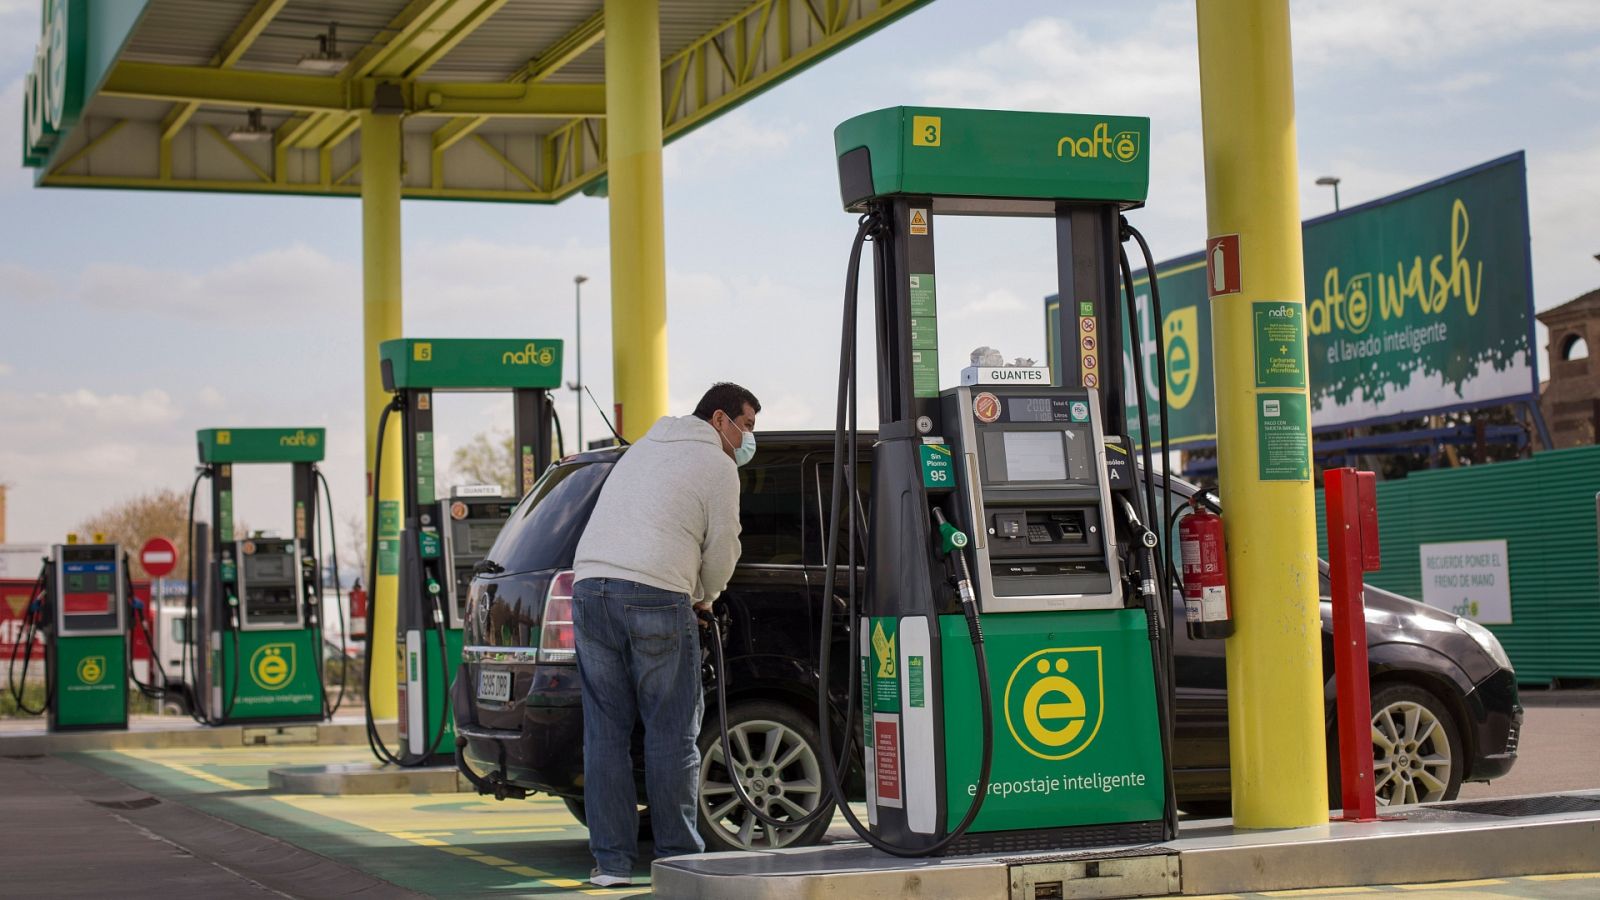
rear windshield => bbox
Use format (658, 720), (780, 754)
(483, 460), (612, 575)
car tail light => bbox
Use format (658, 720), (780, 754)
(540, 570), (576, 663)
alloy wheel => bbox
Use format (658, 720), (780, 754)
(1371, 698), (1453, 805)
(699, 718), (824, 850)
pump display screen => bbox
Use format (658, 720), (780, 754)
(62, 565), (115, 615)
(1002, 431), (1068, 480)
(1007, 398), (1054, 423)
(983, 428), (1093, 483)
(460, 521), (502, 555)
(245, 553), (293, 582)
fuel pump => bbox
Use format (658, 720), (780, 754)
(184, 428), (332, 726)
(367, 338), (562, 767)
(5, 540), (130, 731)
(804, 107), (1178, 856)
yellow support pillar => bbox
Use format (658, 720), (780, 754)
(1195, 0), (1328, 828)
(361, 110), (404, 719)
(604, 0), (669, 441)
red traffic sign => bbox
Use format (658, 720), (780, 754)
(1206, 233), (1241, 297)
(139, 537), (179, 578)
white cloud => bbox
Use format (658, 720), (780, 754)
(0, 361), (13, 376)
(664, 110), (803, 181)
(0, 260), (55, 301)
(1527, 129), (1600, 308)
(1292, 0), (1599, 73)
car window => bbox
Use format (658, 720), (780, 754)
(809, 456), (871, 567)
(485, 460), (612, 574)
(737, 457), (805, 565)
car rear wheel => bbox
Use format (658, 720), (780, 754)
(1368, 683), (1462, 806)
(696, 700), (834, 852)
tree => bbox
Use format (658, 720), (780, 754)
(450, 430), (517, 497)
(76, 488), (192, 580)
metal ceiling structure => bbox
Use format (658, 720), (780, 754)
(30, 0), (932, 202)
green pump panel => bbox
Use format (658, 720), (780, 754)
(192, 427), (330, 726)
(48, 543), (129, 732)
(374, 338), (562, 765)
(833, 107), (1176, 854)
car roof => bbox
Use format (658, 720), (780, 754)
(561, 429), (877, 464)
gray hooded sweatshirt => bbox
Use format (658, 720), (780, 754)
(573, 415), (742, 602)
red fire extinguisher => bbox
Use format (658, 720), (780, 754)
(349, 580), (368, 642)
(1179, 500), (1234, 640)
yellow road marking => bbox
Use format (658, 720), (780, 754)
(471, 826), (567, 835)
(1398, 879), (1507, 890)
(410, 838), (448, 846)
(473, 854), (518, 866)
(120, 752), (252, 791)
(1525, 872), (1600, 882)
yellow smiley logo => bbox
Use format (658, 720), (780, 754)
(1004, 647), (1104, 760)
(77, 655), (106, 685)
(249, 643), (296, 691)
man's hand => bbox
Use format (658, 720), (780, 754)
(695, 603), (719, 642)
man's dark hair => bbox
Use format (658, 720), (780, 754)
(693, 382), (761, 422)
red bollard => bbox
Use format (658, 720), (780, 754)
(1326, 467), (1383, 822)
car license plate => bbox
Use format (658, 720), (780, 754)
(477, 669), (511, 703)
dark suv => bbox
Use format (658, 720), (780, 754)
(455, 432), (1521, 851)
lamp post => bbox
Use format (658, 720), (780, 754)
(570, 275), (589, 450)
(1316, 175), (1342, 212)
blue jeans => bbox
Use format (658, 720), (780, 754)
(572, 577), (705, 875)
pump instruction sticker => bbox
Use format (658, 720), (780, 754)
(1253, 301), (1307, 388)
(1256, 393), (1311, 481)
(874, 715), (903, 807)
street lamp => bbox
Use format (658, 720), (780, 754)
(568, 275), (589, 450)
(1316, 175), (1342, 212)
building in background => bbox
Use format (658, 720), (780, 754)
(1537, 288), (1600, 449)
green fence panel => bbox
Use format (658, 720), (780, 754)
(1315, 446), (1600, 685)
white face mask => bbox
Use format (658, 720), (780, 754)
(718, 415), (757, 467)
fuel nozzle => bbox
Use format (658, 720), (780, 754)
(931, 507), (982, 644)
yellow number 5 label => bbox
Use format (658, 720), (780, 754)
(912, 115), (941, 147)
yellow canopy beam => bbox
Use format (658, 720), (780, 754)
(101, 63), (607, 118)
(159, 0), (290, 178)
(429, 11), (605, 187)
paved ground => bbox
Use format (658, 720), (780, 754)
(1459, 690), (1600, 801)
(1, 692), (1595, 897)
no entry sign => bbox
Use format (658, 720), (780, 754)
(139, 537), (178, 578)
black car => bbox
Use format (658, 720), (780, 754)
(455, 432), (1521, 851)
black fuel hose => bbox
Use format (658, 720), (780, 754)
(6, 561), (49, 715)
(811, 210), (996, 858)
(1118, 240), (1181, 842)
(181, 467), (215, 725)
(125, 555), (170, 700)
(705, 611), (841, 834)
(365, 398), (405, 765)
(314, 466), (349, 716)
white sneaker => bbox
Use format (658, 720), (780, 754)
(589, 869), (632, 887)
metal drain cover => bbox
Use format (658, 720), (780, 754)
(1429, 795), (1600, 818)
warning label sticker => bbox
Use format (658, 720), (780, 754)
(910, 208), (928, 236)
(874, 714), (903, 807)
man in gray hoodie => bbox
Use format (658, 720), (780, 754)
(571, 382), (758, 886)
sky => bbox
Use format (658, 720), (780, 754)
(1, 0), (1598, 551)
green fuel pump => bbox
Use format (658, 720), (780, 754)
(368, 338), (563, 767)
(812, 107), (1179, 856)
(4, 541), (131, 731)
(185, 428), (332, 726)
